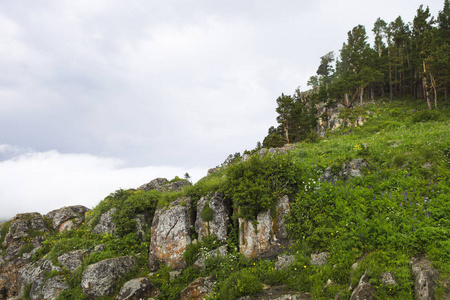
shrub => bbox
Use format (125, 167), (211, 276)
(218, 269), (263, 300)
(412, 110), (440, 122)
(223, 153), (302, 220)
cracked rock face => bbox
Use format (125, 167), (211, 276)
(148, 198), (193, 271)
(195, 192), (230, 243)
(81, 256), (136, 297)
(239, 196), (290, 259)
(92, 208), (117, 235)
(410, 256), (439, 300)
(41, 275), (68, 300)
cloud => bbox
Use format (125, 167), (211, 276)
(0, 148), (207, 221)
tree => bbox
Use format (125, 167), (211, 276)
(316, 51), (335, 90)
(438, 0), (450, 101)
(276, 93), (295, 144)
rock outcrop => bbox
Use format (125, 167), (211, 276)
(57, 249), (90, 272)
(81, 256), (136, 297)
(350, 271), (376, 300)
(410, 256), (440, 300)
(139, 178), (191, 192)
(45, 205), (89, 232)
(193, 245), (228, 270)
(0, 213), (51, 298)
(148, 198), (193, 271)
(92, 208), (117, 235)
(41, 275), (68, 300)
(239, 196), (290, 259)
(195, 192), (230, 243)
(117, 277), (160, 300)
(19, 258), (62, 300)
(180, 276), (216, 300)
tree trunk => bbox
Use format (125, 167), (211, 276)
(360, 88), (364, 105)
(430, 74), (438, 110)
(423, 61), (432, 110)
(389, 65), (393, 101)
(284, 123), (290, 144)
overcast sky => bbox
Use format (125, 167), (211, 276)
(0, 0), (444, 220)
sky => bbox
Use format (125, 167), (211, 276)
(0, 0), (444, 220)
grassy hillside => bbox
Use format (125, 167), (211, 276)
(10, 98), (449, 300)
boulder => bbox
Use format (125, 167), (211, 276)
(139, 178), (169, 191)
(350, 271), (375, 300)
(410, 256), (439, 300)
(92, 208), (117, 235)
(117, 277), (160, 300)
(193, 245), (228, 270)
(19, 258), (61, 299)
(41, 275), (68, 300)
(57, 249), (90, 272)
(342, 159), (368, 179)
(3, 213), (48, 247)
(239, 196), (290, 259)
(148, 198), (193, 271)
(310, 252), (328, 266)
(81, 256), (136, 297)
(45, 206), (89, 232)
(195, 193), (230, 243)
(180, 276), (216, 300)
(381, 271), (397, 286)
(275, 255), (295, 271)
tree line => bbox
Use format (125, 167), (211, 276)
(263, 1), (450, 148)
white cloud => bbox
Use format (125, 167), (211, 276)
(0, 148), (207, 221)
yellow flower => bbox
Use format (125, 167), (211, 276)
(304, 266), (307, 268)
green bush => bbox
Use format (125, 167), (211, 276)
(412, 110), (440, 122)
(223, 153), (303, 220)
(218, 269), (263, 300)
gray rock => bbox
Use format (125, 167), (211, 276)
(41, 275), (68, 300)
(19, 258), (61, 299)
(180, 276), (216, 300)
(381, 271), (397, 286)
(29, 276), (45, 300)
(342, 159), (368, 179)
(239, 196), (290, 259)
(46, 206), (89, 232)
(350, 271), (375, 300)
(310, 252), (328, 266)
(322, 167), (336, 183)
(134, 214), (149, 241)
(138, 178), (169, 191)
(169, 270), (182, 281)
(410, 256), (439, 300)
(164, 180), (191, 192)
(275, 255), (295, 271)
(193, 245), (228, 269)
(57, 249), (90, 272)
(81, 256), (136, 297)
(92, 208), (117, 235)
(195, 193), (230, 243)
(149, 198), (193, 271)
(93, 244), (106, 252)
(117, 277), (160, 300)
(3, 213), (48, 246)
